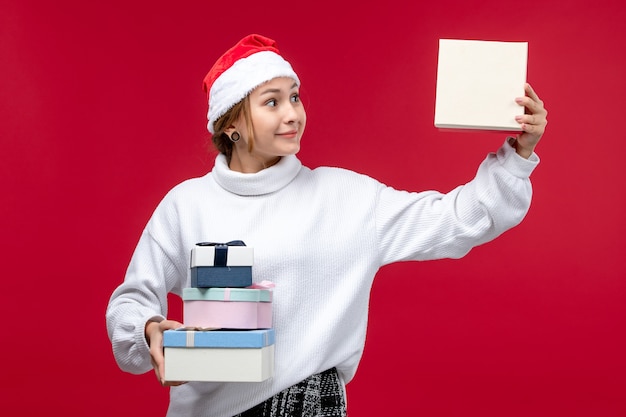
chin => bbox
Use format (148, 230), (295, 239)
(282, 144), (301, 156)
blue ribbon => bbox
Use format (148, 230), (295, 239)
(196, 240), (246, 267)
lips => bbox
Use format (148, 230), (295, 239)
(275, 131), (298, 138)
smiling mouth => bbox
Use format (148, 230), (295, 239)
(276, 131), (298, 137)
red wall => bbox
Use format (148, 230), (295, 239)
(1, 0), (625, 416)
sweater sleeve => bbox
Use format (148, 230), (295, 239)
(376, 138), (539, 265)
(105, 201), (187, 374)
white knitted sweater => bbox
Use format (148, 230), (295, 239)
(106, 139), (538, 416)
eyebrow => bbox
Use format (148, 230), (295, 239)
(259, 82), (299, 96)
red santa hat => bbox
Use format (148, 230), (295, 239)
(202, 34), (300, 134)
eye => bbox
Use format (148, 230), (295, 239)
(265, 98), (277, 107)
(290, 93), (300, 103)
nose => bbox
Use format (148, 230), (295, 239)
(283, 102), (300, 124)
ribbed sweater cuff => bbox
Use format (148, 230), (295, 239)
(500, 137), (540, 178)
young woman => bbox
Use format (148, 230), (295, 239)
(106, 34), (547, 417)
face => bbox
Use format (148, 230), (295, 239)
(229, 77), (306, 170)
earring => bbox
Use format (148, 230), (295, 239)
(230, 131), (241, 142)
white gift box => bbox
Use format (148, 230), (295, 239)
(164, 329), (275, 382)
(434, 38), (528, 132)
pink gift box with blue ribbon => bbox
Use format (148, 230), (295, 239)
(182, 282), (274, 329)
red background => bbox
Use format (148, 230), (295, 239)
(2, 0), (625, 416)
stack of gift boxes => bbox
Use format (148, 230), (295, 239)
(163, 241), (275, 382)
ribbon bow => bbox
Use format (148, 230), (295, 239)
(196, 240), (246, 247)
(196, 240), (246, 266)
(247, 280), (276, 290)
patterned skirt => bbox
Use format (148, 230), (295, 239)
(233, 368), (347, 417)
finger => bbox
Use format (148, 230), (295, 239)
(159, 319), (184, 331)
(515, 96), (535, 113)
(515, 114), (539, 125)
(163, 380), (188, 387)
(155, 344), (167, 382)
(525, 83), (543, 103)
(149, 337), (166, 379)
(516, 95), (546, 117)
(524, 84), (546, 116)
(150, 355), (165, 386)
(520, 121), (544, 136)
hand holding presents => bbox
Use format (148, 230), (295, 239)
(145, 319), (185, 387)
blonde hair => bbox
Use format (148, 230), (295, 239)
(211, 95), (256, 163)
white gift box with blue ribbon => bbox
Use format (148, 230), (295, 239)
(190, 241), (254, 288)
(164, 329), (275, 382)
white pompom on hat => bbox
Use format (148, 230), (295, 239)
(202, 34), (300, 134)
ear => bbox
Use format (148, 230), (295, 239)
(223, 125), (238, 135)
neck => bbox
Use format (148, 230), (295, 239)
(229, 150), (282, 173)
